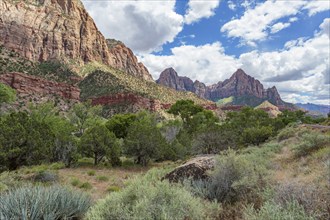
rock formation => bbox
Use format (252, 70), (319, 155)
(157, 68), (287, 106)
(0, 72), (80, 100)
(0, 0), (153, 81)
(163, 155), (216, 183)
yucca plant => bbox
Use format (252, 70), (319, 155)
(0, 185), (91, 220)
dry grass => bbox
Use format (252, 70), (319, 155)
(58, 166), (150, 200)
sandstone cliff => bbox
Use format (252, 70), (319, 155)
(0, 0), (153, 81)
(156, 68), (287, 106)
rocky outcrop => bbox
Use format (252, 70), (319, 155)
(91, 93), (161, 112)
(157, 68), (287, 106)
(0, 72), (80, 100)
(107, 39), (153, 81)
(156, 68), (194, 91)
(0, 0), (153, 81)
(163, 155), (216, 183)
(255, 100), (282, 118)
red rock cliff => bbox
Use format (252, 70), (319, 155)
(0, 72), (80, 100)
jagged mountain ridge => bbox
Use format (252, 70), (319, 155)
(0, 0), (153, 81)
(157, 67), (287, 107)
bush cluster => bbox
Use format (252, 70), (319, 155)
(0, 185), (91, 220)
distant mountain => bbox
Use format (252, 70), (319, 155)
(157, 68), (291, 107)
(295, 103), (330, 116)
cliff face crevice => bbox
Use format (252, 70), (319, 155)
(0, 0), (153, 81)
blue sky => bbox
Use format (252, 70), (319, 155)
(82, 0), (329, 104)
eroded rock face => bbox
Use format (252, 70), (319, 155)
(156, 68), (191, 91)
(0, 72), (80, 100)
(107, 39), (153, 81)
(163, 155), (216, 183)
(157, 68), (287, 106)
(0, 0), (153, 81)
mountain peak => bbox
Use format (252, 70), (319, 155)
(0, 0), (153, 81)
(156, 68), (288, 107)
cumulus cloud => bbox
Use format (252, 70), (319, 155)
(138, 42), (239, 84)
(81, 0), (183, 53)
(270, 22), (291, 33)
(184, 0), (221, 24)
(303, 0), (330, 16)
(140, 18), (330, 104)
(221, 0), (330, 46)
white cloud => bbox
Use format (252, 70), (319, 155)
(184, 0), (221, 24)
(140, 18), (330, 104)
(289, 17), (298, 22)
(221, 0), (330, 46)
(270, 22), (291, 33)
(228, 1), (236, 11)
(303, 0), (330, 16)
(138, 42), (239, 84)
(81, 0), (183, 53)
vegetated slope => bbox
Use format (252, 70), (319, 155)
(0, 45), (79, 84)
(157, 67), (295, 108)
(79, 62), (212, 105)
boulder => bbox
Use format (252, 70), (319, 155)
(163, 155), (216, 183)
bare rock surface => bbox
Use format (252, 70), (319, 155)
(163, 155), (216, 183)
(0, 0), (153, 81)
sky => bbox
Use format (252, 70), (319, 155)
(81, 0), (330, 105)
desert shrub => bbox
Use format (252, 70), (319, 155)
(244, 200), (315, 220)
(106, 185), (121, 192)
(188, 150), (264, 204)
(0, 182), (8, 192)
(79, 182), (92, 190)
(277, 126), (296, 142)
(294, 132), (329, 157)
(70, 178), (81, 187)
(96, 175), (109, 182)
(0, 185), (91, 219)
(33, 171), (59, 183)
(273, 181), (330, 219)
(86, 169), (214, 220)
(87, 170), (96, 176)
(0, 82), (16, 104)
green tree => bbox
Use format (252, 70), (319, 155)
(0, 112), (53, 170)
(168, 100), (204, 123)
(124, 111), (167, 166)
(80, 124), (120, 166)
(106, 113), (137, 139)
(0, 83), (16, 104)
(29, 102), (78, 167)
(240, 126), (273, 146)
(69, 101), (103, 137)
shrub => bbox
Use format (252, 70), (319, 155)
(244, 200), (315, 220)
(188, 150), (264, 204)
(70, 178), (81, 187)
(87, 170), (96, 176)
(106, 185), (121, 192)
(79, 182), (92, 190)
(0, 185), (91, 219)
(86, 169), (212, 220)
(294, 132), (329, 157)
(33, 171), (59, 183)
(277, 126), (296, 142)
(96, 175), (109, 182)
(273, 181), (329, 219)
